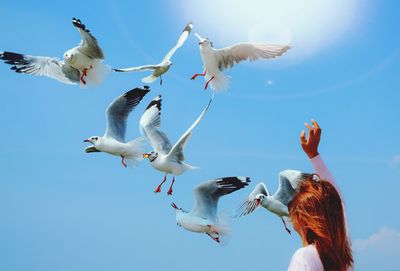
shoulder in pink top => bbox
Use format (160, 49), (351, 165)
(287, 244), (324, 271)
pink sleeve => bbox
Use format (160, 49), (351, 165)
(309, 154), (339, 192)
(310, 155), (349, 233)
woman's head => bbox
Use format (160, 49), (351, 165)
(288, 178), (353, 271)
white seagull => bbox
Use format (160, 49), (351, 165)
(238, 170), (318, 234)
(140, 94), (213, 195)
(0, 18), (109, 86)
(84, 86), (150, 167)
(172, 176), (250, 243)
(191, 33), (291, 91)
(113, 22), (193, 85)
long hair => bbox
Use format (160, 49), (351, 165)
(288, 179), (353, 271)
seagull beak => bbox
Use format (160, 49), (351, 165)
(83, 139), (90, 143)
(255, 198), (261, 206)
(195, 33), (205, 44)
(171, 202), (178, 210)
(143, 153), (150, 158)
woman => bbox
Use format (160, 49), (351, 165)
(287, 120), (353, 271)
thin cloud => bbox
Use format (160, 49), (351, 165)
(353, 227), (400, 252)
(389, 155), (400, 169)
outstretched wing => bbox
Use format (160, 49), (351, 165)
(237, 182), (269, 217)
(72, 18), (104, 59)
(113, 64), (160, 73)
(139, 95), (172, 154)
(167, 95), (213, 162)
(162, 22), (193, 62)
(0, 51), (80, 84)
(274, 171), (299, 206)
(215, 43), (290, 71)
(104, 86), (150, 142)
(191, 177), (250, 221)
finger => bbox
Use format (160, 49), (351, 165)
(304, 122), (312, 132)
(300, 130), (307, 145)
(311, 119), (320, 129)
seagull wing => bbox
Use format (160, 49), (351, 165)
(191, 177), (250, 220)
(139, 95), (172, 154)
(237, 182), (270, 217)
(215, 43), (290, 71)
(162, 22), (193, 62)
(278, 169), (314, 192)
(167, 95), (213, 162)
(113, 64), (161, 73)
(274, 172), (297, 206)
(104, 86), (150, 142)
(72, 18), (104, 59)
(0, 51), (80, 84)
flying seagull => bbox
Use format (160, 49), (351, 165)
(191, 33), (290, 91)
(140, 94), (213, 195)
(172, 176), (250, 243)
(237, 169), (318, 234)
(113, 22), (193, 85)
(0, 18), (109, 86)
(84, 86), (150, 167)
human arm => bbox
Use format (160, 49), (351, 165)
(300, 120), (338, 190)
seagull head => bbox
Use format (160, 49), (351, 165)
(83, 136), (101, 146)
(143, 151), (158, 162)
(195, 33), (213, 47)
(165, 60), (172, 67)
(63, 50), (75, 63)
(255, 194), (266, 206)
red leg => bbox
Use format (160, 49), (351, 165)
(208, 225), (219, 235)
(80, 65), (93, 85)
(80, 68), (88, 85)
(191, 70), (206, 80)
(154, 174), (167, 193)
(282, 217), (291, 235)
(120, 155), (127, 168)
(167, 176), (175, 196)
(206, 232), (220, 243)
(204, 76), (215, 90)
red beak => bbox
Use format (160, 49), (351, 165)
(83, 139), (90, 143)
(255, 198), (261, 206)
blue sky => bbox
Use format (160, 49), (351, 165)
(0, 1), (399, 270)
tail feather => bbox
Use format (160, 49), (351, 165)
(125, 137), (146, 167)
(212, 213), (233, 246)
(85, 60), (110, 85)
(206, 73), (230, 92)
(142, 74), (158, 84)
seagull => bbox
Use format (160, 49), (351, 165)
(191, 33), (291, 91)
(0, 18), (109, 86)
(140, 94), (213, 195)
(171, 176), (250, 243)
(113, 22), (193, 85)
(84, 86), (150, 167)
(238, 170), (318, 234)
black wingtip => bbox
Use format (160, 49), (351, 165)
(0, 51), (28, 65)
(216, 176), (251, 196)
(145, 95), (162, 111)
(72, 17), (90, 33)
(123, 86), (151, 107)
(183, 22), (193, 33)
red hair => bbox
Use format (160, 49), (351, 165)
(288, 179), (353, 271)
